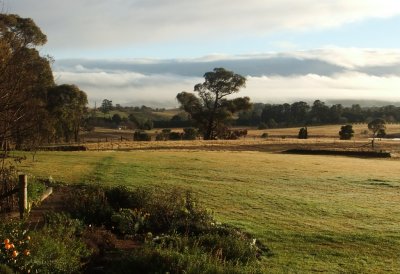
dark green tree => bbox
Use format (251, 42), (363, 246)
(310, 100), (330, 124)
(368, 118), (386, 148)
(298, 127), (308, 139)
(177, 68), (250, 140)
(112, 113), (122, 126)
(47, 85), (88, 142)
(183, 127), (198, 140)
(339, 125), (354, 140)
(0, 14), (54, 149)
(368, 118), (386, 137)
(290, 101), (310, 124)
(100, 99), (113, 116)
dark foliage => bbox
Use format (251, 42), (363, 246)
(339, 125), (354, 140)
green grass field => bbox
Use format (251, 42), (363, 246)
(16, 149), (400, 273)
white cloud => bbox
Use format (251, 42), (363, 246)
(54, 70), (202, 107)
(7, 0), (400, 51)
(288, 47), (400, 69)
(245, 72), (400, 103)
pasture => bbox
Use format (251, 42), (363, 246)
(16, 146), (400, 273)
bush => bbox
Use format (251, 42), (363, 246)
(28, 212), (91, 274)
(168, 132), (182, 140)
(183, 127), (198, 140)
(146, 189), (213, 235)
(197, 233), (259, 263)
(97, 245), (263, 274)
(48, 185), (268, 272)
(155, 129), (171, 141)
(339, 125), (354, 140)
(64, 185), (213, 235)
(298, 127), (308, 139)
(64, 186), (114, 226)
(27, 179), (47, 206)
(133, 131), (151, 141)
(111, 208), (150, 235)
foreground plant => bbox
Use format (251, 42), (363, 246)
(0, 221), (31, 273)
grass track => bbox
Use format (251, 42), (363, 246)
(17, 150), (400, 273)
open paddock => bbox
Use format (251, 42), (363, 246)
(16, 145), (400, 273)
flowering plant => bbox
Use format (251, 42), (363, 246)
(0, 220), (32, 273)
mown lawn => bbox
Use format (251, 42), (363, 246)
(16, 150), (400, 273)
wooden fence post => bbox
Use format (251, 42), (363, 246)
(18, 174), (28, 219)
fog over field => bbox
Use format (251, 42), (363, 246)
(53, 49), (400, 107)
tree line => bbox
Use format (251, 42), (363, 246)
(0, 14), (88, 150)
(236, 100), (400, 128)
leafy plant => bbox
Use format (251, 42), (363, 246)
(111, 208), (150, 235)
(27, 179), (47, 206)
(28, 213), (91, 274)
(64, 185), (113, 226)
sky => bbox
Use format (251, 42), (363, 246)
(5, 0), (400, 107)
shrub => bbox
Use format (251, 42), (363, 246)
(105, 185), (135, 210)
(183, 127), (198, 140)
(64, 186), (113, 226)
(146, 189), (213, 235)
(168, 132), (182, 140)
(298, 127), (308, 139)
(197, 233), (259, 263)
(27, 179), (47, 206)
(28, 212), (91, 274)
(339, 125), (354, 140)
(155, 129), (171, 141)
(96, 245), (263, 274)
(111, 208), (150, 235)
(133, 131), (151, 141)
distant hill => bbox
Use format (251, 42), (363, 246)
(325, 99), (400, 107)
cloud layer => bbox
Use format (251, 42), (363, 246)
(8, 0), (400, 51)
(52, 48), (400, 107)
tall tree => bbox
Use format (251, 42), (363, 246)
(290, 101), (310, 125)
(100, 99), (113, 117)
(368, 118), (386, 148)
(47, 85), (88, 142)
(177, 68), (250, 140)
(0, 14), (54, 150)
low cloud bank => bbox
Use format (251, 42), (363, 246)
(53, 49), (400, 107)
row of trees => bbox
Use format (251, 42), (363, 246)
(0, 14), (88, 150)
(237, 101), (400, 128)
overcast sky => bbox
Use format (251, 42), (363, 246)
(5, 0), (400, 107)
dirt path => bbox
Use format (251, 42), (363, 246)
(27, 187), (66, 230)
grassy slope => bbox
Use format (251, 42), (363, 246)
(17, 150), (400, 273)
